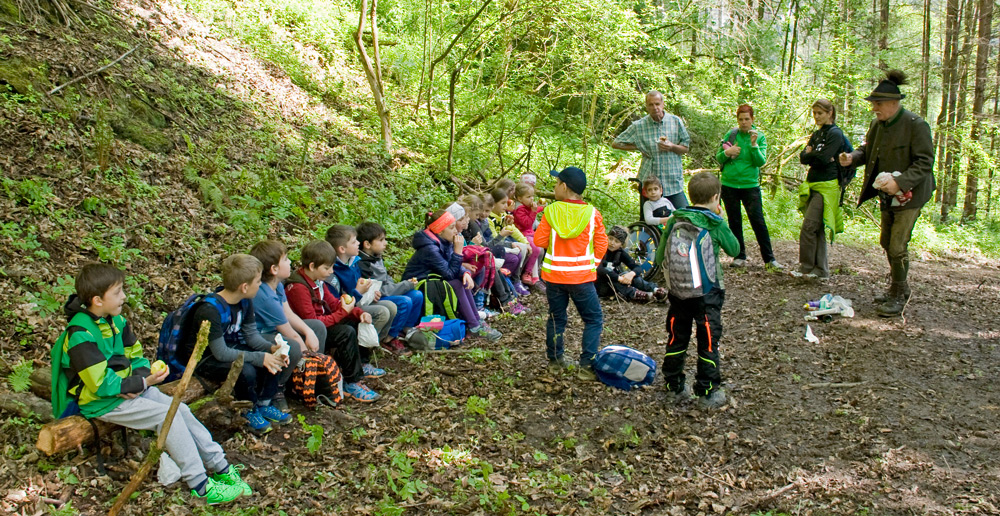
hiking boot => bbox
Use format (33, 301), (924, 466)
(192, 477), (245, 505)
(344, 382), (381, 403)
(532, 279), (547, 293)
(547, 356), (575, 374)
(653, 288), (668, 302)
(876, 283), (910, 304)
(257, 404), (291, 425)
(698, 389), (728, 409)
(765, 259), (785, 271)
(271, 391), (289, 413)
(471, 325), (502, 341)
(362, 363), (386, 379)
(211, 465), (252, 496)
(242, 408), (272, 434)
(877, 294), (907, 317)
(632, 290), (653, 303)
(577, 365), (598, 382)
(668, 384), (692, 404)
(730, 258), (746, 268)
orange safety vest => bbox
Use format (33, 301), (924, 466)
(536, 203), (606, 284)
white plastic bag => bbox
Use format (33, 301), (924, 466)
(357, 322), (380, 348)
(157, 452), (181, 486)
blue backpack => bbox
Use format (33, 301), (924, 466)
(157, 293), (235, 382)
(592, 345), (657, 391)
(416, 315), (466, 350)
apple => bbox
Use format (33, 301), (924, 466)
(150, 360), (168, 375)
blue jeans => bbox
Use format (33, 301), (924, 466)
(545, 281), (603, 367)
(383, 290), (424, 336)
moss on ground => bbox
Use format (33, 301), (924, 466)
(0, 56), (48, 95)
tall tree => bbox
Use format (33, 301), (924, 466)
(355, 0), (392, 152)
(941, 0), (975, 222)
(919, 0), (931, 117)
(961, 0), (993, 222)
(934, 0), (961, 206)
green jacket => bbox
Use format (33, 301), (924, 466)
(848, 108), (935, 211)
(797, 180), (844, 243)
(52, 295), (149, 418)
(654, 207), (740, 290)
(716, 127), (768, 189)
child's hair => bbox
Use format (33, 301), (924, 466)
(479, 192), (493, 210)
(495, 178), (515, 195)
(300, 240), (337, 268)
(736, 103), (754, 118)
(425, 209), (449, 228)
(325, 224), (356, 252)
(455, 200), (473, 219)
(608, 225), (628, 244)
(688, 172), (722, 205)
(641, 176), (662, 192)
(76, 263), (125, 306)
(458, 194), (483, 213)
(356, 221), (386, 248)
(250, 240), (287, 282)
(514, 182), (534, 201)
(812, 98), (837, 123)
(490, 188), (508, 205)
(222, 254), (263, 291)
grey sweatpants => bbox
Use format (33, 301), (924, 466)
(98, 387), (227, 489)
(362, 299), (396, 341)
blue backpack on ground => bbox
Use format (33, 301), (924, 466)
(157, 293), (232, 382)
(415, 315), (466, 350)
(592, 345), (657, 391)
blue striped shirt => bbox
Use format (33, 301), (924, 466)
(615, 114), (691, 195)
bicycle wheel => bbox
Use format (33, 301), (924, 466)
(625, 222), (661, 281)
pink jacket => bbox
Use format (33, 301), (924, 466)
(512, 204), (543, 237)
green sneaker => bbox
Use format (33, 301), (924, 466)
(192, 477), (244, 505)
(211, 464), (252, 496)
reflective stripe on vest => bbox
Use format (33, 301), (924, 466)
(541, 208), (596, 274)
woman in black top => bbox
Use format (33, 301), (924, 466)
(796, 99), (849, 279)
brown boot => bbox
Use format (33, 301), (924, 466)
(632, 290), (653, 303)
(877, 281), (909, 317)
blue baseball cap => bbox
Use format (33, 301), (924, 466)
(550, 166), (587, 195)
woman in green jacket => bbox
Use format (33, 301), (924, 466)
(715, 104), (782, 269)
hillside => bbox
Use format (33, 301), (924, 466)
(3, 0), (1000, 515)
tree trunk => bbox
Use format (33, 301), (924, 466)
(355, 0), (392, 153)
(786, 0), (799, 77)
(962, 0), (993, 222)
(942, 0), (975, 222)
(878, 0), (889, 68)
(919, 0), (931, 117)
(447, 67), (460, 176)
(935, 0), (960, 207)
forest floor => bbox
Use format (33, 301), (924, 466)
(2, 240), (999, 516)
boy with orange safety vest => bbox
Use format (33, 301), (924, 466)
(534, 166), (608, 381)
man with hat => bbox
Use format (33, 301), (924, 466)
(839, 70), (934, 317)
(534, 166), (608, 380)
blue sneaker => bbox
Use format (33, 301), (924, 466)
(257, 404), (291, 425)
(362, 363), (386, 379)
(243, 408), (272, 434)
(344, 382), (381, 403)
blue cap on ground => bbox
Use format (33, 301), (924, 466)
(549, 166), (587, 195)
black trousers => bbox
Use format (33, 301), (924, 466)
(196, 353), (279, 406)
(721, 185), (775, 262)
(324, 321), (370, 384)
(663, 289), (725, 397)
(596, 272), (658, 300)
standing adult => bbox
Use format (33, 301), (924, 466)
(613, 90), (692, 211)
(839, 70), (934, 317)
(715, 104), (783, 269)
(795, 99), (850, 280)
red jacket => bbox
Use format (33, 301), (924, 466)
(285, 268), (364, 328)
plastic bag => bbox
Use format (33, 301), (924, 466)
(357, 322), (380, 348)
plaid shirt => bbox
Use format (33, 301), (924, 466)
(615, 114), (691, 195)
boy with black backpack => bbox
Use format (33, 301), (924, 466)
(53, 263), (251, 505)
(654, 172), (740, 409)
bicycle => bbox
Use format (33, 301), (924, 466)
(623, 177), (662, 281)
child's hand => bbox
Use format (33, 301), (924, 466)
(500, 228), (512, 237)
(145, 367), (169, 387)
(341, 294), (356, 312)
(619, 271), (635, 285)
(304, 330), (320, 352)
(462, 263), (479, 274)
(471, 234), (484, 245)
(373, 290), (382, 301)
(409, 278), (419, 284)
(360, 312), (373, 324)
(462, 272), (475, 290)
(357, 278), (371, 294)
(263, 353), (285, 374)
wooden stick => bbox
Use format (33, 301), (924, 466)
(49, 45), (140, 95)
(214, 353), (244, 407)
(108, 320), (210, 516)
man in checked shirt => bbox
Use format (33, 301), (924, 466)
(613, 90), (692, 213)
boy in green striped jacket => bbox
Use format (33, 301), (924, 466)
(52, 263), (251, 505)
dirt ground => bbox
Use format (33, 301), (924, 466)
(2, 239), (999, 515)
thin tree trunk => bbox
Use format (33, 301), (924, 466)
(935, 0), (960, 206)
(426, 0), (494, 121)
(920, 0), (931, 117)
(355, 0), (392, 152)
(962, 0), (993, 222)
(786, 0), (799, 77)
(942, 0), (975, 222)
(878, 0), (889, 68)
(987, 39), (1000, 219)
(447, 67), (460, 176)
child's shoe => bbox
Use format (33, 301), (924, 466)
(482, 307), (500, 319)
(513, 283), (531, 296)
(632, 290), (653, 303)
(547, 356), (575, 373)
(344, 382), (381, 403)
(211, 465), (252, 496)
(271, 391), (289, 412)
(505, 300), (528, 315)
(698, 389), (728, 409)
(362, 363), (386, 378)
(470, 324), (502, 341)
(532, 278), (547, 293)
(653, 288), (668, 302)
(257, 404), (291, 425)
(192, 477), (245, 505)
(381, 338), (407, 355)
(242, 408), (272, 434)
(520, 273), (535, 286)
(576, 365), (598, 382)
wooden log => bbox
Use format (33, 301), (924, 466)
(0, 392), (55, 423)
(35, 376), (211, 456)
